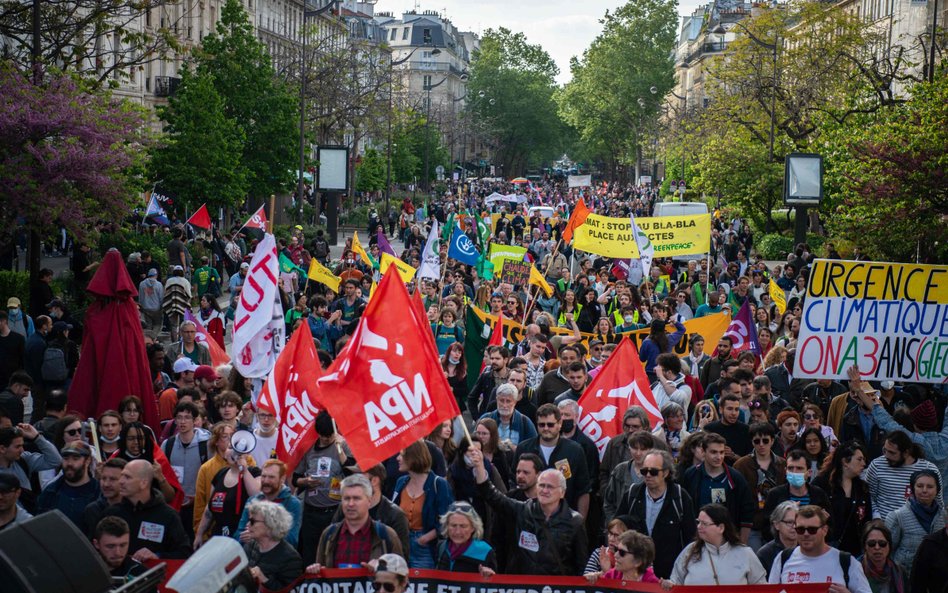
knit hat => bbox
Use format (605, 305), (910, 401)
(910, 399), (938, 432)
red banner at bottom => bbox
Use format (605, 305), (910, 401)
(147, 562), (830, 593)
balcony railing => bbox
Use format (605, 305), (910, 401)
(154, 76), (181, 97)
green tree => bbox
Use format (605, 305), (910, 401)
(356, 148), (386, 193)
(466, 28), (568, 175)
(822, 71), (948, 262)
(557, 0), (677, 181)
(151, 68), (247, 210)
(195, 0), (297, 201)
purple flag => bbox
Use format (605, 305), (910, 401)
(377, 230), (397, 257)
(724, 300), (762, 356)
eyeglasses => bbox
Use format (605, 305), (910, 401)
(695, 520), (716, 528)
(794, 525), (823, 535)
(624, 423), (642, 432)
(803, 413), (818, 420)
(639, 468), (663, 477)
(247, 518), (261, 525)
(65, 428), (83, 436)
(537, 422), (557, 428)
(609, 546), (632, 558)
(752, 437), (772, 445)
(865, 540), (888, 548)
(373, 582), (397, 593)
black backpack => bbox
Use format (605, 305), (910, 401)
(41, 346), (69, 382)
(779, 546), (850, 588)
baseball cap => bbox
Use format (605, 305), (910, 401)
(0, 472), (21, 492)
(172, 265), (184, 272)
(147, 268), (158, 277)
(376, 554), (408, 577)
(60, 442), (92, 458)
(52, 321), (74, 333)
(173, 358), (199, 374)
(240, 262), (250, 270)
(7, 297), (20, 308)
(194, 365), (220, 382)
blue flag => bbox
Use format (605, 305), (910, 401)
(144, 193), (170, 226)
(448, 226), (480, 266)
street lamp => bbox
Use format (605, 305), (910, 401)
(385, 45), (440, 218)
(298, 0), (341, 221)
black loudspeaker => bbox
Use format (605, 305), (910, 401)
(0, 510), (112, 593)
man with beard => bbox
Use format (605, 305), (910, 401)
(468, 346), (510, 418)
(864, 431), (942, 520)
(37, 441), (101, 527)
(236, 460), (302, 547)
(84, 457), (127, 536)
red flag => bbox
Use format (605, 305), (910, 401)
(187, 203), (212, 229)
(256, 322), (324, 473)
(562, 198), (590, 243)
(317, 268), (461, 468)
(481, 311), (505, 373)
(577, 336), (663, 459)
(242, 205), (268, 232)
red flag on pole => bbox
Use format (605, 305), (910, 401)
(317, 268), (461, 468)
(187, 203), (212, 229)
(241, 205), (268, 233)
(184, 310), (231, 367)
(577, 337), (663, 459)
(256, 322), (324, 473)
(562, 198), (591, 244)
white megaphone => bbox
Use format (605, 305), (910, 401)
(231, 430), (257, 455)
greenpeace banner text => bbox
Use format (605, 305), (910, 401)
(797, 259), (948, 383)
(232, 233), (284, 378)
(256, 323), (324, 473)
(148, 563), (830, 593)
(317, 268), (461, 468)
(573, 213), (711, 259)
(578, 337), (662, 458)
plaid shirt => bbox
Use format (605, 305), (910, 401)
(333, 520), (373, 567)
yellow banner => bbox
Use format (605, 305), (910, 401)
(380, 252), (416, 283)
(470, 307), (730, 358)
(488, 243), (527, 269)
(307, 258), (341, 292)
(807, 259), (948, 304)
(573, 213), (712, 258)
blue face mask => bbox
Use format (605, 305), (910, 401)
(786, 472), (806, 488)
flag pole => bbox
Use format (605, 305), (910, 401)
(457, 414), (473, 447)
(268, 194), (276, 233)
(705, 251), (712, 305)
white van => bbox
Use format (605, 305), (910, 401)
(652, 201), (710, 262)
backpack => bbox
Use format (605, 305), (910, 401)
(324, 519), (392, 553)
(779, 546), (850, 588)
(313, 239), (329, 260)
(14, 459), (43, 514)
(41, 346), (69, 382)
(162, 435), (209, 464)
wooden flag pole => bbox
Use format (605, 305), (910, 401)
(268, 194), (276, 233)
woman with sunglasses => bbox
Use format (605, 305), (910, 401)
(858, 520), (906, 593)
(588, 530), (660, 584)
(812, 441), (872, 555)
(367, 554), (410, 593)
(243, 499), (303, 591)
(885, 469), (945, 572)
(666, 504), (767, 587)
(434, 501), (497, 576)
(799, 404), (839, 453)
(584, 517), (630, 575)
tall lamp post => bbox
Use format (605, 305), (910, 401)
(385, 46), (440, 218)
(298, 0), (341, 220)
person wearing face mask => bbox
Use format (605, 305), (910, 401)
(557, 400), (600, 492)
(762, 450), (831, 543)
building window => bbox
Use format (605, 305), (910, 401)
(402, 27), (409, 40)
(423, 74), (431, 89)
(423, 28), (431, 43)
(390, 28), (396, 41)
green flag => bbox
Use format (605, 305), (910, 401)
(476, 216), (491, 248)
(464, 307), (490, 391)
(442, 213), (455, 243)
(279, 252), (304, 274)
(476, 254), (494, 281)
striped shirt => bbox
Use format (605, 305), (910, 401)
(864, 457), (941, 519)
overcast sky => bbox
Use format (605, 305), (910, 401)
(374, 0), (706, 84)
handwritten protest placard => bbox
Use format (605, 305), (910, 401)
(500, 260), (531, 286)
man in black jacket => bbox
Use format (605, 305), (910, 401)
(681, 432), (755, 543)
(467, 346), (510, 418)
(616, 449), (696, 578)
(102, 459), (190, 560)
(470, 447), (587, 575)
(761, 449), (831, 541)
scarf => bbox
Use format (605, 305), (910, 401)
(447, 539), (472, 561)
(860, 556), (904, 593)
(908, 497), (939, 533)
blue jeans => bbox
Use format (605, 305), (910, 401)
(408, 529), (435, 568)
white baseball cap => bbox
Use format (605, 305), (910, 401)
(173, 358), (199, 374)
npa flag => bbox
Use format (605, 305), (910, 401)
(723, 300), (762, 356)
(184, 309), (231, 367)
(240, 205), (268, 236)
(417, 221), (441, 281)
(307, 258), (341, 292)
(232, 233), (285, 378)
(144, 194), (170, 226)
(187, 204), (212, 229)
(256, 322), (324, 473)
(631, 214), (654, 277)
(561, 198), (590, 244)
(577, 337), (663, 459)
(448, 226), (480, 266)
(377, 230), (397, 258)
(317, 267), (461, 468)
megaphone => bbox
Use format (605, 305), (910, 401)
(231, 430), (257, 455)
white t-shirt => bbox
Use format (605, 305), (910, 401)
(251, 430), (279, 468)
(769, 547), (871, 593)
(539, 444), (556, 465)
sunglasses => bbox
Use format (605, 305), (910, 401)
(609, 546), (632, 558)
(752, 437), (772, 445)
(794, 525), (823, 535)
(639, 468), (662, 477)
(803, 413), (818, 420)
(865, 540), (888, 548)
(537, 422), (557, 428)
(65, 428), (83, 436)
(373, 582), (397, 593)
